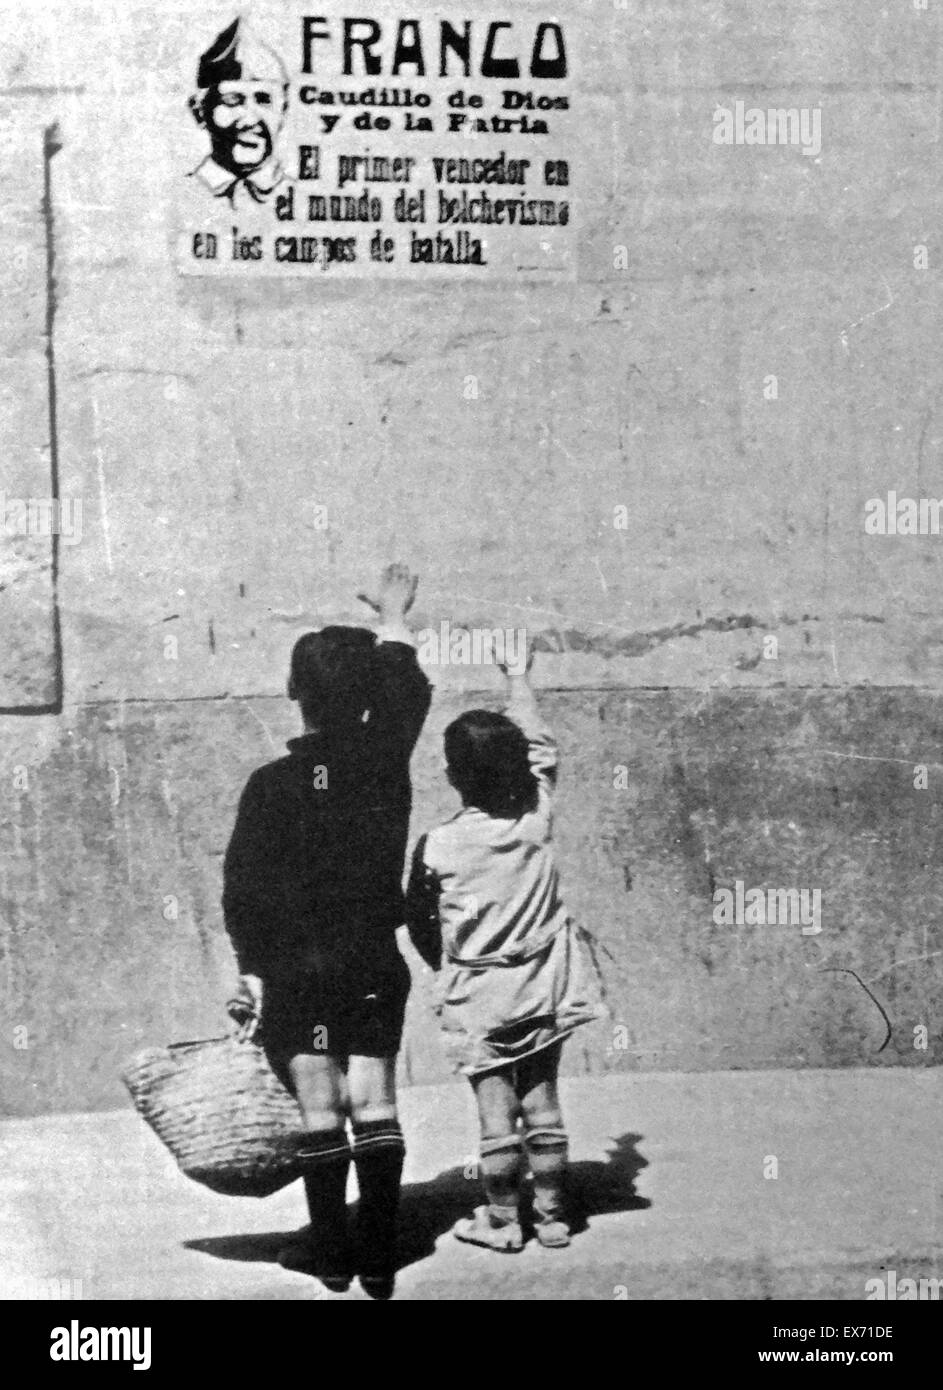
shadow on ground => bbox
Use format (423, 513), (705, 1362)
(185, 1132), (649, 1274)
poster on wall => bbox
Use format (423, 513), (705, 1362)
(174, 4), (576, 278)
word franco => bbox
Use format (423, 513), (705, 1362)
(301, 16), (569, 80)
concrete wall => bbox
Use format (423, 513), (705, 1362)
(1, 0), (942, 1114)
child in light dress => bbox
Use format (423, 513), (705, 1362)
(406, 646), (605, 1250)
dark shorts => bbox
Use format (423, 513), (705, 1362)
(260, 941), (410, 1064)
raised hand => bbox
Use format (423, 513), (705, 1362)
(357, 562), (419, 621)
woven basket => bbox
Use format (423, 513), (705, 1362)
(121, 1036), (306, 1197)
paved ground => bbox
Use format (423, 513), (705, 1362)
(2, 1069), (941, 1301)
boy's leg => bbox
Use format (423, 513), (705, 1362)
(282, 1053), (353, 1286)
(348, 1054), (403, 1297)
(516, 1041), (571, 1244)
(453, 1066), (524, 1251)
(290, 1050), (350, 1131)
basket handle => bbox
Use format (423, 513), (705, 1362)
(167, 1034), (241, 1051)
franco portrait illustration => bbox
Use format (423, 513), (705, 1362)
(187, 17), (290, 207)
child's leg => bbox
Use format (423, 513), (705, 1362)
(471, 1067), (524, 1215)
(283, 1053), (353, 1285)
(516, 1041), (571, 1241)
(451, 1065), (525, 1250)
(347, 1054), (403, 1295)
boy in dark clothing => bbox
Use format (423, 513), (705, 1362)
(223, 564), (431, 1299)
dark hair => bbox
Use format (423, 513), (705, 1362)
(444, 710), (537, 816)
(288, 626), (377, 728)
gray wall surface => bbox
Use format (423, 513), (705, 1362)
(1, 0), (941, 1113)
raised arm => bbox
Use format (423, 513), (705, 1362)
(358, 563), (432, 754)
(372, 634), (432, 754)
(501, 645), (558, 794)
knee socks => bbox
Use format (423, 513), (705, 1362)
(479, 1134), (524, 1221)
(523, 1126), (569, 1221)
(350, 1119), (406, 1278)
(295, 1128), (353, 1272)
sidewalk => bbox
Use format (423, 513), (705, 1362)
(2, 1069), (940, 1301)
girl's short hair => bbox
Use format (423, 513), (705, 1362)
(444, 710), (537, 815)
(289, 626), (377, 726)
